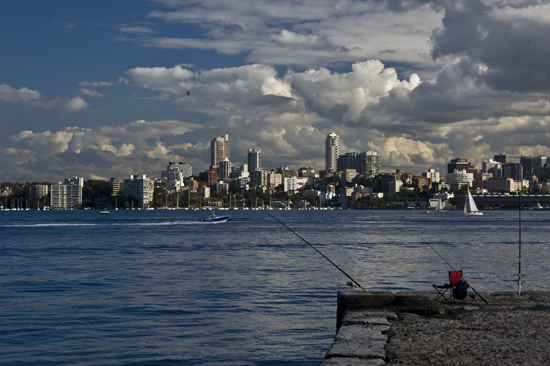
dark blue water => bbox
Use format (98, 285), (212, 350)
(1, 209), (549, 365)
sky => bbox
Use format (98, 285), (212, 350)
(1, 0), (549, 183)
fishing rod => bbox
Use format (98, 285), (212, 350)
(420, 236), (489, 304)
(262, 209), (369, 293)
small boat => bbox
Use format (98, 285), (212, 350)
(200, 211), (229, 224)
(464, 190), (483, 216)
(101, 209), (110, 215)
(435, 199), (446, 212)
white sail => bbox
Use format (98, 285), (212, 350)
(436, 199), (444, 211)
(464, 190), (483, 216)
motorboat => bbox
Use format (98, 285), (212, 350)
(200, 211), (229, 224)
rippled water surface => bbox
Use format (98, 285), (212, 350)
(1, 209), (548, 365)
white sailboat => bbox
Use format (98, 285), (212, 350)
(435, 199), (446, 212)
(464, 190), (483, 216)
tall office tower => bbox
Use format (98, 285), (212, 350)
(325, 133), (339, 171)
(447, 158), (470, 174)
(482, 159), (502, 178)
(219, 157), (232, 179)
(210, 134), (230, 170)
(493, 153), (521, 165)
(521, 156), (533, 180)
(248, 148), (261, 172)
(361, 151), (381, 176)
(532, 156), (548, 178)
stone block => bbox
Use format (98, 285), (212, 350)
(325, 325), (386, 359)
(320, 357), (386, 365)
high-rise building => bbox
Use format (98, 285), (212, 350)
(336, 151), (381, 176)
(361, 151), (381, 176)
(124, 174), (153, 207)
(493, 153), (521, 165)
(25, 184), (49, 200)
(50, 176), (83, 209)
(248, 148), (261, 172)
(110, 178), (124, 196)
(447, 158), (470, 174)
(482, 159), (502, 177)
(325, 133), (339, 171)
(422, 168), (440, 183)
(199, 170), (218, 186)
(166, 162), (193, 192)
(210, 134), (230, 170)
(219, 157), (232, 179)
(521, 156), (533, 180)
(532, 156), (548, 178)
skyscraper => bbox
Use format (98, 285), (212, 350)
(325, 133), (339, 171)
(248, 148), (261, 172)
(447, 158), (470, 174)
(210, 134), (230, 170)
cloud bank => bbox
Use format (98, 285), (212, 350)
(2, 0), (550, 182)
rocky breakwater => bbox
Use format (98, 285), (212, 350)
(320, 289), (550, 366)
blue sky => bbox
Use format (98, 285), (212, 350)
(1, 0), (549, 182)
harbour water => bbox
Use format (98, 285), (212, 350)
(1, 209), (549, 365)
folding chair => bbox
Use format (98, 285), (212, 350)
(433, 270), (466, 302)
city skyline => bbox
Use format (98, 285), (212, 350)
(1, 1), (550, 183)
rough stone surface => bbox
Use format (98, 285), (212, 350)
(385, 292), (550, 365)
(320, 358), (386, 366)
(325, 325), (387, 359)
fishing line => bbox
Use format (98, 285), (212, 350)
(262, 210), (369, 293)
(420, 236), (488, 304)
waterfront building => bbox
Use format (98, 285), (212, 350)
(210, 134), (230, 170)
(484, 177), (515, 193)
(110, 178), (124, 196)
(447, 158), (470, 174)
(124, 174), (153, 207)
(248, 148), (261, 172)
(50, 176), (83, 209)
(166, 162), (192, 192)
(25, 184), (48, 200)
(325, 133), (339, 171)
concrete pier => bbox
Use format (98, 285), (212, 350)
(321, 289), (550, 365)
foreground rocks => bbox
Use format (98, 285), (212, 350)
(321, 290), (550, 366)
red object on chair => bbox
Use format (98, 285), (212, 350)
(433, 270), (464, 302)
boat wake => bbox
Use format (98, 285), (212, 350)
(2, 221), (203, 228)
